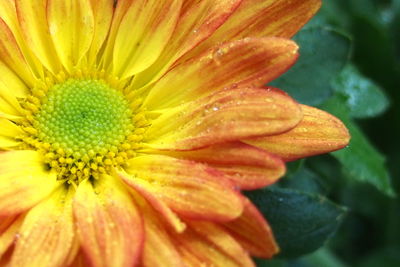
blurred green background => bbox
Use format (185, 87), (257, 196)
(250, 0), (400, 266)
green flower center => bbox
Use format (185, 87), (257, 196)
(34, 79), (134, 159)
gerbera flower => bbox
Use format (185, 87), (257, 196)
(0, 0), (349, 266)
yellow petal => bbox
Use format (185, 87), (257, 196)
(0, 150), (60, 216)
(47, 0), (95, 71)
(15, 0), (61, 73)
(73, 175), (144, 267)
(0, 118), (23, 149)
(111, 0), (182, 79)
(0, 60), (29, 99)
(10, 187), (76, 267)
(87, 0), (114, 64)
(244, 105), (351, 161)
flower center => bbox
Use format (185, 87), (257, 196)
(20, 77), (148, 184)
(34, 79), (133, 158)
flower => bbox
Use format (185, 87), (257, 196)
(0, 0), (349, 266)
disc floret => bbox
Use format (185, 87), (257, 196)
(19, 77), (148, 184)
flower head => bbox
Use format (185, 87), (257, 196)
(0, 0), (349, 266)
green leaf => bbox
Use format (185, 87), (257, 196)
(271, 27), (351, 105)
(331, 64), (389, 118)
(321, 95), (395, 196)
(246, 187), (347, 259)
(278, 167), (328, 196)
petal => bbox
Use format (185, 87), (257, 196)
(0, 54), (29, 99)
(223, 197), (279, 258)
(10, 187), (76, 267)
(0, 0), (44, 80)
(0, 118), (23, 137)
(186, 220), (255, 267)
(0, 215), (23, 258)
(244, 105), (351, 161)
(127, 181), (186, 233)
(144, 37), (299, 110)
(119, 155), (244, 222)
(73, 174), (144, 267)
(131, 0), (242, 87)
(47, 0), (95, 71)
(0, 18), (34, 85)
(191, 0), (321, 56)
(146, 87), (302, 151)
(0, 118), (23, 149)
(0, 150), (60, 216)
(111, 0), (182, 79)
(163, 142), (285, 190)
(87, 0), (114, 63)
(15, 0), (61, 73)
(171, 225), (252, 267)
(132, 192), (185, 267)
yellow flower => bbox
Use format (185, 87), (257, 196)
(0, 0), (349, 266)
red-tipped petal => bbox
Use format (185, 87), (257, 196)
(131, 0), (242, 87)
(162, 142), (285, 190)
(132, 192), (185, 267)
(146, 87), (302, 151)
(73, 175), (144, 267)
(120, 155), (244, 222)
(245, 105), (351, 161)
(223, 197), (279, 258)
(144, 37), (299, 110)
(190, 0), (321, 57)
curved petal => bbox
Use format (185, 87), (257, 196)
(171, 224), (253, 267)
(144, 37), (299, 110)
(47, 0), (95, 71)
(244, 105), (351, 161)
(111, 0), (182, 79)
(131, 0), (243, 88)
(73, 175), (144, 267)
(119, 155), (244, 222)
(223, 197), (279, 258)
(10, 187), (76, 267)
(0, 60), (29, 99)
(146, 87), (302, 151)
(0, 118), (23, 149)
(163, 142), (285, 190)
(0, 18), (34, 85)
(132, 192), (185, 267)
(186, 220), (255, 267)
(0, 150), (60, 216)
(0, 215), (23, 259)
(87, 0), (114, 63)
(15, 0), (61, 73)
(189, 0), (321, 57)
(0, 0), (44, 80)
